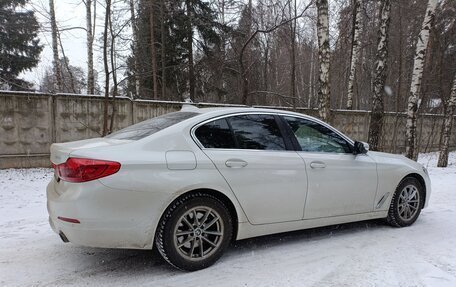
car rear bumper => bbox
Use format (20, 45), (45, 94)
(46, 179), (164, 249)
(48, 215), (151, 249)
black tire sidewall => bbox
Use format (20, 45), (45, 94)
(389, 177), (424, 227)
(159, 195), (233, 271)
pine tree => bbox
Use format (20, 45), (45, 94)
(0, 0), (42, 90)
(130, 0), (221, 100)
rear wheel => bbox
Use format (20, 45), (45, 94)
(387, 177), (424, 227)
(155, 192), (233, 271)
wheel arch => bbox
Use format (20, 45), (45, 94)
(403, 173), (427, 207)
(157, 188), (239, 243)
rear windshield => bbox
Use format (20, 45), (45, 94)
(106, 111), (198, 140)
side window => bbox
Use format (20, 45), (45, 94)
(195, 119), (236, 148)
(283, 116), (352, 153)
(228, 114), (286, 150)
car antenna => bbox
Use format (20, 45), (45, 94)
(181, 98), (199, 112)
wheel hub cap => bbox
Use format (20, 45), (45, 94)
(397, 185), (420, 221)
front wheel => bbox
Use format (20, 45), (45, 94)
(155, 192), (233, 271)
(386, 177), (424, 227)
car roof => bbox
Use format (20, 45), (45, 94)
(184, 105), (316, 119)
(180, 105), (354, 146)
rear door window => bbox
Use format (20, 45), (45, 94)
(106, 111), (198, 140)
(228, 114), (286, 150)
(195, 118), (236, 149)
(195, 114), (287, 150)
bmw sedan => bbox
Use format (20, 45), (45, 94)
(47, 106), (431, 271)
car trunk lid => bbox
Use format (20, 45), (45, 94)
(50, 138), (132, 164)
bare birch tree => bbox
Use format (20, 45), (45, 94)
(405, 0), (438, 160)
(346, 0), (363, 110)
(316, 0), (331, 122)
(289, 0), (297, 108)
(49, 0), (62, 92)
(367, 0), (391, 151)
(84, 0), (96, 95)
(438, 75), (456, 167)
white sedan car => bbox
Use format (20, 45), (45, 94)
(47, 106), (431, 270)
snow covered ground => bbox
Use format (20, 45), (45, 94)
(1, 152), (455, 287)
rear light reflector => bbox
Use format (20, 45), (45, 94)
(54, 158), (121, 183)
(58, 216), (81, 224)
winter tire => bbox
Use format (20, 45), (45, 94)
(387, 177), (424, 227)
(155, 192), (233, 271)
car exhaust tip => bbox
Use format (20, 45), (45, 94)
(59, 231), (69, 243)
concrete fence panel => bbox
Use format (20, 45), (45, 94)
(0, 91), (454, 168)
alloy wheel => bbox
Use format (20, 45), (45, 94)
(397, 184), (420, 221)
(173, 206), (224, 261)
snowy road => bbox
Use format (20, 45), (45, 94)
(1, 152), (455, 287)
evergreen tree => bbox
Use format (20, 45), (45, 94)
(0, 0), (42, 90)
(129, 0), (222, 100)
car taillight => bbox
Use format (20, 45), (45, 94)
(54, 158), (121, 183)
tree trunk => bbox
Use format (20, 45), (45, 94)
(49, 0), (62, 92)
(102, 0), (111, 136)
(85, 0), (95, 95)
(160, 0), (166, 99)
(346, 0), (363, 109)
(109, 5), (117, 134)
(367, 0), (391, 151)
(240, 56), (249, 105)
(308, 44), (314, 108)
(405, 0), (438, 160)
(290, 0), (297, 108)
(129, 0), (139, 98)
(240, 0), (253, 106)
(263, 45), (269, 92)
(316, 0), (331, 122)
(438, 75), (456, 167)
(186, 0), (195, 102)
(391, 3), (404, 154)
(150, 0), (158, 99)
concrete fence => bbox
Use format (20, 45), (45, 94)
(1, 91), (455, 168)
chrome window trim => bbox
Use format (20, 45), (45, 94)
(190, 111), (355, 153)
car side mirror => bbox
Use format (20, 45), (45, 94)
(354, 141), (369, 155)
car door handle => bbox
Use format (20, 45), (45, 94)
(310, 161), (326, 169)
(225, 159), (248, 168)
